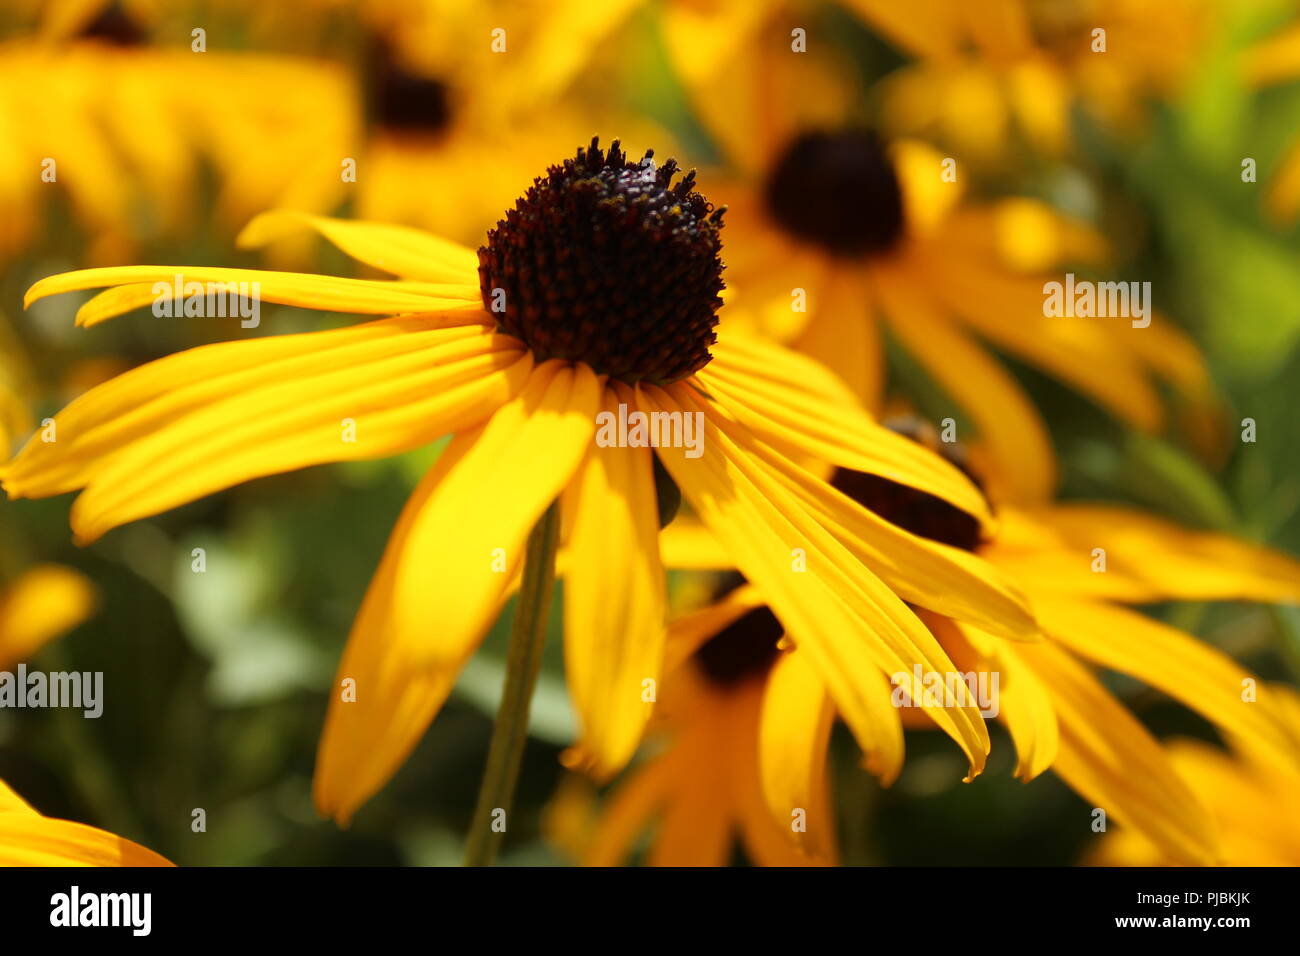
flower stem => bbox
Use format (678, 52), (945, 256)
(463, 498), (560, 867)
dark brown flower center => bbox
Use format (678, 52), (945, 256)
(478, 138), (726, 384)
(367, 41), (454, 136)
(78, 3), (146, 46)
(832, 416), (985, 552)
(764, 129), (905, 258)
(694, 573), (783, 688)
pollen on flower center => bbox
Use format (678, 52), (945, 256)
(764, 128), (905, 258)
(832, 417), (984, 552)
(478, 137), (726, 385)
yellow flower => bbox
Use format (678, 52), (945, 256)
(1091, 689), (1300, 866)
(650, 421), (1300, 865)
(686, 37), (1216, 502)
(0, 564), (97, 671)
(575, 665), (832, 866)
(0, 1), (356, 263)
(853, 0), (1215, 160)
(1243, 17), (1300, 224)
(4, 139), (1037, 824)
(0, 778), (172, 866)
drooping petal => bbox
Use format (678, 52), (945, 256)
(643, 382), (987, 778)
(561, 383), (667, 778)
(1034, 597), (1298, 767)
(1015, 639), (1217, 864)
(758, 646), (838, 855)
(698, 333), (993, 526)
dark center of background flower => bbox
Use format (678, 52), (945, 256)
(831, 416), (985, 552)
(695, 572), (784, 688)
(367, 40), (454, 135)
(479, 137), (726, 384)
(764, 128), (905, 258)
(78, 3), (147, 46)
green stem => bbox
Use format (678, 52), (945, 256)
(463, 499), (560, 867)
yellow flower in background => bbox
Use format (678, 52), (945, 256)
(853, 0), (1215, 160)
(0, 778), (172, 866)
(1091, 690), (1300, 866)
(1243, 15), (1300, 224)
(686, 38), (1216, 503)
(0, 0), (357, 263)
(652, 420), (1300, 865)
(5, 139), (1038, 825)
(573, 665), (832, 867)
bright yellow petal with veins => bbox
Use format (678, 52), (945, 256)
(1028, 504), (1300, 603)
(699, 335), (993, 526)
(391, 361), (600, 669)
(237, 211), (481, 283)
(759, 647), (837, 854)
(561, 384), (666, 778)
(952, 621), (1059, 780)
(0, 815), (173, 866)
(14, 331), (532, 543)
(872, 264), (1056, 502)
(25, 266), (477, 323)
(1016, 639), (1217, 865)
(644, 383), (982, 778)
(1033, 597), (1297, 766)
(738, 432), (1039, 642)
(0, 564), (97, 671)
(2, 316), (504, 497)
(314, 432), (481, 824)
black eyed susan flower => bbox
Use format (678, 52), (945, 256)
(685, 36), (1218, 502)
(6, 138), (1039, 826)
(0, 778), (172, 866)
(649, 419), (1300, 865)
(0, 0), (357, 263)
(1091, 688), (1300, 866)
(854, 0), (1215, 160)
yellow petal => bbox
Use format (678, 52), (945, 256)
(644, 382), (986, 778)
(872, 262), (1057, 503)
(0, 564), (97, 670)
(1034, 597), (1297, 767)
(1015, 639), (1217, 864)
(0, 814), (173, 866)
(237, 211), (481, 283)
(26, 266), (479, 325)
(758, 646), (837, 856)
(560, 383), (667, 778)
(699, 335), (993, 526)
